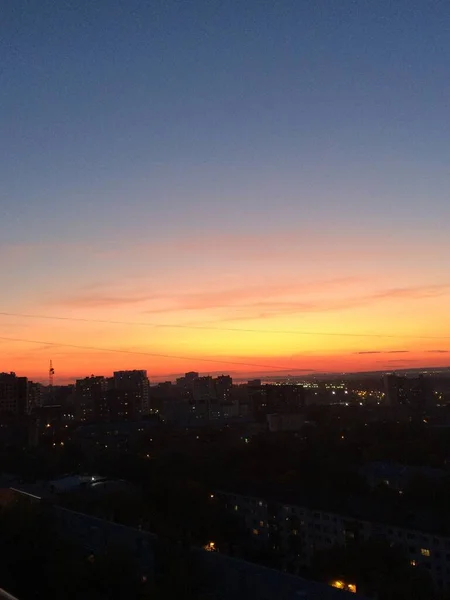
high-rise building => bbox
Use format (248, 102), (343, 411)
(28, 381), (43, 412)
(75, 376), (109, 422)
(106, 389), (136, 421)
(185, 371), (199, 382)
(176, 372), (199, 401)
(192, 376), (215, 402)
(215, 375), (233, 402)
(249, 384), (305, 422)
(0, 372), (28, 416)
(113, 370), (150, 416)
(384, 374), (433, 410)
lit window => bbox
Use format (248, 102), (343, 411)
(421, 548), (431, 557)
(411, 560), (417, 566)
(252, 529), (259, 536)
(331, 581), (344, 590)
(234, 505), (238, 511)
(330, 581), (356, 593)
(259, 521), (264, 527)
(203, 541), (216, 552)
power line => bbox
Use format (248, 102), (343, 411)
(0, 311), (449, 340)
(0, 335), (296, 371)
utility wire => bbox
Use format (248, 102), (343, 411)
(0, 311), (449, 340)
(0, 335), (297, 371)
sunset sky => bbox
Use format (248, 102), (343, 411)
(1, 0), (450, 383)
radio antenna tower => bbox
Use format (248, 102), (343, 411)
(49, 360), (55, 387)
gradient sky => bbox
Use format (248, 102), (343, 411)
(1, 0), (450, 383)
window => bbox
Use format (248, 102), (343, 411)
(252, 529), (259, 536)
(421, 548), (431, 557)
(410, 560), (417, 567)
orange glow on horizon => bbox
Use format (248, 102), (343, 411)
(2, 233), (450, 383)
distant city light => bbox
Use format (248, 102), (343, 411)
(330, 580), (356, 593)
(204, 541), (216, 552)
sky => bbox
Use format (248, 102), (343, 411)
(1, 0), (450, 383)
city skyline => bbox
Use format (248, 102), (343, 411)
(2, 1), (450, 381)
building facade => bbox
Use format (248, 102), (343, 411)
(217, 490), (450, 595)
(0, 372), (28, 416)
(113, 370), (150, 416)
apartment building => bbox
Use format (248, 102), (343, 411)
(217, 490), (450, 594)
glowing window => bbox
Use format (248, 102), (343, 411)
(331, 581), (344, 590)
(421, 548), (431, 557)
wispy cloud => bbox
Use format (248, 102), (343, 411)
(49, 279), (450, 320)
(50, 277), (358, 312)
(355, 350), (409, 355)
(370, 284), (450, 301)
(199, 283), (450, 323)
(426, 350), (449, 353)
(377, 359), (417, 364)
(53, 293), (155, 309)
